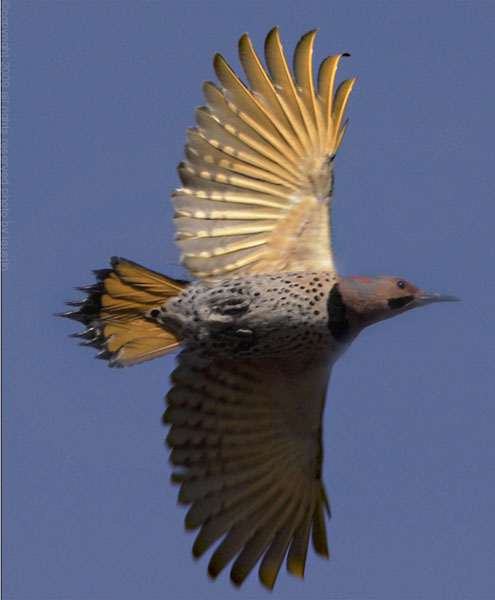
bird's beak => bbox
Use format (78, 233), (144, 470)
(418, 290), (461, 304)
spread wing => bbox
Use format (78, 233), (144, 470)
(165, 349), (333, 589)
(173, 28), (355, 279)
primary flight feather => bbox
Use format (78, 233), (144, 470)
(59, 27), (458, 589)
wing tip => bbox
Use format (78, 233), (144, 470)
(286, 560), (305, 579)
(297, 28), (318, 44)
(238, 31), (251, 48)
(208, 558), (223, 580)
(264, 26), (281, 51)
(259, 570), (277, 591)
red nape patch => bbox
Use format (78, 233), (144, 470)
(350, 276), (371, 283)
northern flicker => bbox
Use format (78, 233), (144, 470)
(59, 28), (458, 589)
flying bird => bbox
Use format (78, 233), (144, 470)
(59, 27), (458, 589)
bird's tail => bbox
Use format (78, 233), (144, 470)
(59, 257), (187, 367)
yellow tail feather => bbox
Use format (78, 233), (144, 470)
(60, 257), (187, 367)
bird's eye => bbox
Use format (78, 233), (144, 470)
(397, 280), (405, 289)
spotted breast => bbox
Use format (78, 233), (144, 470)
(148, 271), (348, 359)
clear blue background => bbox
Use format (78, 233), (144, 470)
(3, 1), (494, 598)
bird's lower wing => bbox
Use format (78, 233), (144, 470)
(165, 348), (332, 588)
(173, 28), (355, 278)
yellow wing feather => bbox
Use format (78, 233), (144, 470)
(293, 30), (322, 149)
(173, 28), (355, 278)
(166, 350), (332, 589)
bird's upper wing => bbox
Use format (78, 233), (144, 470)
(165, 348), (333, 589)
(173, 28), (355, 279)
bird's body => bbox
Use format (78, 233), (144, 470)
(151, 271), (341, 359)
(59, 27), (458, 589)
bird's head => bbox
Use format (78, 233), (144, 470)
(337, 275), (459, 330)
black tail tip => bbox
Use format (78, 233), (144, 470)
(110, 256), (122, 268)
(57, 263), (116, 364)
(92, 268), (112, 281)
(55, 310), (87, 323)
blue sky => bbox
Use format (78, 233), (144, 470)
(3, 1), (495, 598)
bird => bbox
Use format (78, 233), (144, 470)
(59, 27), (458, 589)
